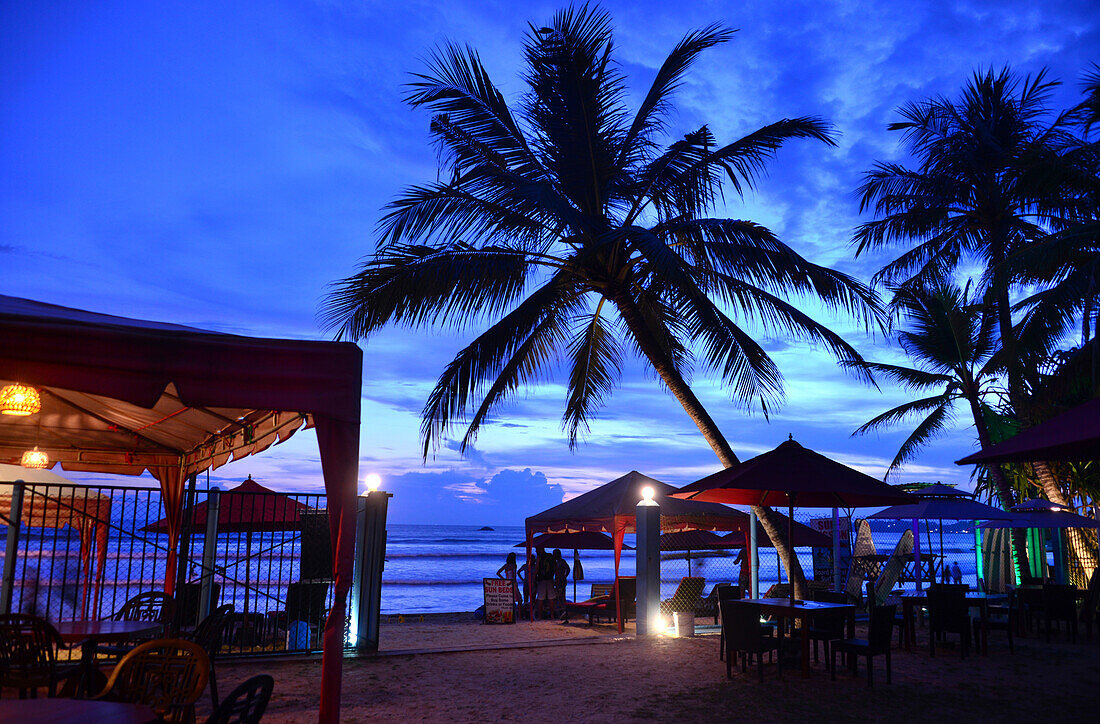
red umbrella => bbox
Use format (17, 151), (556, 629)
(142, 476), (308, 533)
(956, 397), (1100, 464)
(673, 437), (915, 603)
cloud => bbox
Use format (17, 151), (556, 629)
(384, 468), (563, 526)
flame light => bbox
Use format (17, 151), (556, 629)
(0, 383), (41, 416)
(20, 447), (49, 469)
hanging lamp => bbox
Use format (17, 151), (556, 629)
(20, 446), (49, 469)
(0, 383), (41, 416)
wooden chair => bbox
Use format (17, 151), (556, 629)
(721, 600), (780, 682)
(0, 614), (76, 698)
(831, 603), (895, 686)
(659, 576), (706, 616)
(981, 588), (1015, 654)
(182, 604), (235, 709)
(928, 586), (970, 658)
(204, 674), (273, 724)
(715, 584), (743, 661)
(1043, 583), (1079, 643)
(95, 638), (210, 724)
(808, 590), (848, 666)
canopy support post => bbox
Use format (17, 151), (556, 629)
(635, 496), (660, 635)
(832, 507), (840, 593)
(198, 487), (220, 622)
(351, 489), (390, 651)
(1, 482), (23, 615)
(173, 472), (198, 628)
(749, 509), (759, 598)
(913, 518), (922, 592)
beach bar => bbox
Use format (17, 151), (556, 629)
(0, 295), (362, 723)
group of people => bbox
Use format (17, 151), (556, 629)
(496, 547), (571, 617)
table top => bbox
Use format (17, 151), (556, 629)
(53, 619), (163, 643)
(899, 591), (993, 600)
(0, 697), (159, 723)
(740, 597), (855, 612)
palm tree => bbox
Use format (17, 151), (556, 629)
(849, 283), (1030, 573)
(321, 6), (882, 597)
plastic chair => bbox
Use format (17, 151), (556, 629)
(720, 600), (780, 682)
(0, 614), (76, 698)
(831, 604), (895, 686)
(204, 674), (273, 724)
(94, 638), (210, 724)
(109, 591), (177, 626)
(182, 604), (235, 709)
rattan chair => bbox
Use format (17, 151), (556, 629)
(94, 638), (210, 724)
(831, 603), (895, 686)
(0, 614), (76, 698)
(204, 674), (274, 724)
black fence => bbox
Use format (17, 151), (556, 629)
(0, 482), (334, 655)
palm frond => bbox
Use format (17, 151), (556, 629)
(562, 302), (624, 447)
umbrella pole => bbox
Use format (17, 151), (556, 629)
(788, 497), (795, 605)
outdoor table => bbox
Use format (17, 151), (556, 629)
(899, 591), (1001, 654)
(740, 597), (856, 678)
(53, 619), (163, 697)
(0, 697), (159, 724)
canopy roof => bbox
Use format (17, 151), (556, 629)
(869, 483), (1012, 521)
(673, 438), (916, 508)
(526, 471), (749, 535)
(0, 295), (360, 477)
(516, 532), (627, 550)
(142, 476), (309, 534)
(0, 295), (362, 723)
(956, 397), (1100, 465)
(979, 498), (1100, 530)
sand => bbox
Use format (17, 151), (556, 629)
(203, 617), (1100, 722)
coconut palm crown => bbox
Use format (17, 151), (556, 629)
(322, 6), (881, 472)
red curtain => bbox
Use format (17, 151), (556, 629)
(154, 466), (185, 597)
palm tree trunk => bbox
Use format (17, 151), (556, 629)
(966, 392), (1031, 577)
(610, 289), (810, 597)
(1031, 461), (1097, 585)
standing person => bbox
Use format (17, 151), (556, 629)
(552, 549), (570, 613)
(517, 554), (531, 606)
(534, 547), (556, 619)
(497, 552), (521, 607)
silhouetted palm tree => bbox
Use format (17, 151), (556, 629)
(322, 6), (882, 596)
(850, 283), (1030, 573)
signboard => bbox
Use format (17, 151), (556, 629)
(810, 516), (852, 588)
(482, 578), (515, 624)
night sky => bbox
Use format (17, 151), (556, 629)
(3, 1), (1096, 524)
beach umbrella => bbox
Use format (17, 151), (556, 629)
(659, 530), (734, 577)
(956, 397), (1100, 464)
(868, 483), (1012, 588)
(978, 499), (1100, 530)
(673, 437), (915, 604)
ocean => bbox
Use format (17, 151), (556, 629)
(379, 523), (995, 614)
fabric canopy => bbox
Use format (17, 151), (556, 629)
(142, 476), (309, 534)
(525, 471), (747, 631)
(673, 438), (916, 508)
(978, 499), (1100, 530)
(516, 532), (627, 550)
(956, 397), (1100, 464)
(0, 295), (361, 723)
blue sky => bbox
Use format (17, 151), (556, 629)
(2, 1), (1096, 525)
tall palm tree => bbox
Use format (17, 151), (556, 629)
(321, 6), (882, 597)
(849, 283), (1030, 572)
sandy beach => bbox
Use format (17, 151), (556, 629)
(203, 617), (1100, 722)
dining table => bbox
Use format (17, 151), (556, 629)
(739, 597), (856, 678)
(53, 619), (163, 697)
(898, 590), (1003, 654)
(0, 697), (160, 724)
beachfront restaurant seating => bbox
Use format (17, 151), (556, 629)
(659, 576), (706, 616)
(1043, 583), (1079, 643)
(928, 585), (970, 658)
(696, 582), (736, 624)
(715, 584), (743, 662)
(831, 603), (895, 687)
(0, 613), (78, 698)
(96, 591), (176, 659)
(721, 600), (779, 682)
(981, 588), (1015, 654)
(1078, 569), (1100, 640)
(808, 590), (849, 666)
(180, 604), (235, 709)
(562, 577), (635, 625)
(177, 582), (223, 629)
(95, 638), (210, 724)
